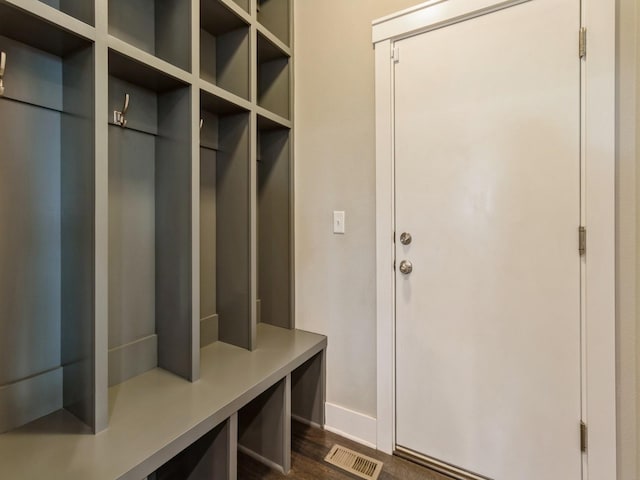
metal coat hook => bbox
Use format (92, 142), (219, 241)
(0, 52), (6, 97)
(114, 93), (130, 127)
(200, 118), (204, 129)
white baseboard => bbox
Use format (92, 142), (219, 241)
(324, 402), (377, 449)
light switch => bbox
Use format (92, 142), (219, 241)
(333, 211), (345, 234)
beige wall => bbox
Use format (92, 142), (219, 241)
(294, 0), (417, 418)
(296, 2), (640, 477)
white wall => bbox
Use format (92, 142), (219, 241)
(295, 1), (640, 475)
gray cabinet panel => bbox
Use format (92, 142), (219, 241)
(0, 100), (61, 386)
(258, 128), (291, 329)
(108, 128), (157, 349)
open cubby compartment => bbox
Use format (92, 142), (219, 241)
(238, 376), (291, 474)
(108, 50), (193, 387)
(0, 26), (95, 433)
(38, 0), (94, 25)
(200, 0), (250, 100)
(257, 0), (290, 46)
(151, 414), (238, 480)
(291, 351), (326, 428)
(109, 0), (191, 72)
(257, 116), (292, 329)
(200, 90), (252, 350)
(257, 32), (290, 120)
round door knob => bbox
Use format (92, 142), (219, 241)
(399, 260), (413, 275)
(400, 232), (412, 245)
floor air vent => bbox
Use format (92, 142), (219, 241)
(324, 444), (383, 480)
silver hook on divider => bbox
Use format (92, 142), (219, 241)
(114, 93), (130, 127)
(200, 118), (204, 129)
(0, 52), (7, 97)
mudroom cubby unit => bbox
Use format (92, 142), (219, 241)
(0, 20), (95, 433)
(257, 0), (290, 47)
(200, 89), (252, 350)
(108, 0), (191, 72)
(258, 116), (292, 329)
(108, 50), (193, 387)
(39, 0), (95, 25)
(0, 1), (323, 478)
(200, 0), (250, 100)
(257, 31), (290, 120)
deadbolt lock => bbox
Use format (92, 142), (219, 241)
(400, 232), (412, 245)
(399, 260), (413, 275)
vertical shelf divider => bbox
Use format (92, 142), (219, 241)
(249, 0), (259, 347)
(191, 0), (202, 381)
(94, 0), (110, 434)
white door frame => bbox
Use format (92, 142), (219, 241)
(373, 1), (616, 479)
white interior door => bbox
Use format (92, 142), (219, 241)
(394, 1), (582, 479)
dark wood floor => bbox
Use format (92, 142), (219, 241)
(238, 421), (451, 480)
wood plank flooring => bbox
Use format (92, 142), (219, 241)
(238, 421), (451, 480)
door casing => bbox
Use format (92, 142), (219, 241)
(373, 1), (616, 479)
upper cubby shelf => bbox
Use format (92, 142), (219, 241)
(109, 0), (191, 72)
(0, 1), (93, 57)
(38, 0), (94, 26)
(257, 0), (290, 47)
(200, 0), (250, 100)
(257, 31), (290, 120)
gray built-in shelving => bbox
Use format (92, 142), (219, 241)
(0, 0), (310, 478)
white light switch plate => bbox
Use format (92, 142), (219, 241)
(333, 211), (345, 234)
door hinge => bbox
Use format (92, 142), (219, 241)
(580, 421), (588, 452)
(579, 27), (587, 59)
(579, 226), (586, 256)
(392, 46), (400, 63)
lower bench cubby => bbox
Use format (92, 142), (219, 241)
(238, 376), (291, 474)
(150, 414), (237, 480)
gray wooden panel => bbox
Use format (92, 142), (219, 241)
(216, 113), (251, 349)
(257, 0), (290, 46)
(258, 129), (291, 328)
(230, 0), (249, 13)
(200, 110), (219, 150)
(291, 351), (325, 427)
(238, 376), (291, 473)
(60, 0), (95, 26)
(200, 147), (217, 319)
(0, 325), (326, 479)
(108, 0), (156, 58)
(200, 315), (219, 348)
(200, 29), (217, 85)
(108, 127), (156, 350)
(154, 418), (231, 479)
(0, 99), (61, 386)
(258, 58), (289, 119)
(217, 28), (250, 100)
(156, 86), (193, 380)
(108, 334), (159, 387)
(156, 0), (191, 71)
(61, 45), (95, 426)
(0, 35), (62, 111)
(108, 76), (158, 135)
(0, 4), (90, 57)
(0, 368), (62, 433)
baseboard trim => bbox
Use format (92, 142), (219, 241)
(324, 402), (377, 449)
